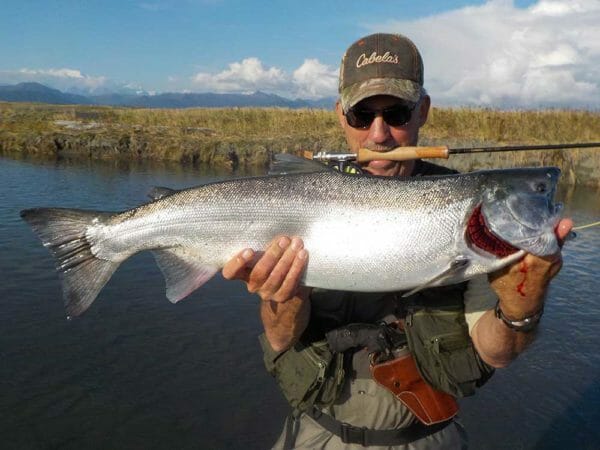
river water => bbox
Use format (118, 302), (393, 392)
(1, 156), (599, 450)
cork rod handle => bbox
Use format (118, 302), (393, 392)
(358, 146), (450, 162)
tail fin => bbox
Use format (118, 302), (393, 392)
(20, 208), (119, 317)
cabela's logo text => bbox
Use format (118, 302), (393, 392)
(356, 52), (399, 67)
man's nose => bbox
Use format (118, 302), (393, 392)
(368, 115), (391, 143)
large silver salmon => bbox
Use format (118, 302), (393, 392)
(21, 166), (562, 316)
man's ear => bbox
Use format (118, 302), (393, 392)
(335, 101), (347, 128)
(417, 95), (431, 127)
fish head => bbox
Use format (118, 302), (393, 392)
(479, 167), (562, 257)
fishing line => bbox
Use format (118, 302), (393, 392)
(572, 220), (600, 231)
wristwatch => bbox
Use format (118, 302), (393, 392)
(494, 301), (544, 332)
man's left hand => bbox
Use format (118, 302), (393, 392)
(488, 218), (573, 319)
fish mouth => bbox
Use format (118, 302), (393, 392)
(466, 204), (519, 257)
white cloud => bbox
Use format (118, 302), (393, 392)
(186, 0), (598, 107)
(190, 57), (338, 99)
(0, 67), (153, 95)
(0, 67), (110, 94)
(374, 0), (600, 108)
(530, 0), (600, 16)
(292, 59), (338, 99)
(191, 57), (288, 94)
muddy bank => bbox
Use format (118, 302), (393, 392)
(0, 120), (345, 171)
(1, 103), (599, 186)
(2, 127), (600, 187)
(0, 127), (336, 171)
(419, 138), (600, 187)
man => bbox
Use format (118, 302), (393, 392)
(223, 33), (572, 449)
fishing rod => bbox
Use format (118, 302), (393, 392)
(573, 221), (600, 231)
(305, 142), (600, 163)
(303, 142), (600, 233)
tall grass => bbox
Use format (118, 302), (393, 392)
(420, 107), (600, 185)
(1, 101), (599, 184)
(424, 107), (599, 144)
(2, 102), (597, 144)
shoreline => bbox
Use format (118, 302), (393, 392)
(1, 102), (599, 186)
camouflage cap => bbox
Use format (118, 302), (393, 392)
(339, 33), (424, 113)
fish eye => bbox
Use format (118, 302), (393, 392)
(535, 182), (547, 193)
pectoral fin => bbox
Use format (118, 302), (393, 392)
(152, 248), (218, 303)
(402, 256), (471, 298)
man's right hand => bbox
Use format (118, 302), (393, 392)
(222, 236), (311, 351)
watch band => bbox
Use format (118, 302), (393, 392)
(494, 301), (544, 332)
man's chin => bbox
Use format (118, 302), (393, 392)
(363, 161), (398, 176)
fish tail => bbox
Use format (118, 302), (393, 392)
(20, 208), (119, 317)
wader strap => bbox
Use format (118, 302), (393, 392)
(283, 410), (302, 450)
(305, 407), (452, 446)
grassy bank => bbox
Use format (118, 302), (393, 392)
(422, 108), (600, 186)
(1, 101), (599, 185)
(0, 102), (345, 168)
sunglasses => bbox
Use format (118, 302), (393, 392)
(345, 103), (417, 129)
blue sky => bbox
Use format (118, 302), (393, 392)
(1, 0), (599, 108)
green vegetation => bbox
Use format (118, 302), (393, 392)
(1, 101), (599, 185)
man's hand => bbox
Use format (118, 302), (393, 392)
(222, 236), (311, 351)
(489, 218), (573, 318)
(473, 218), (573, 368)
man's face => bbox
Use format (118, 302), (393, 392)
(336, 94), (431, 177)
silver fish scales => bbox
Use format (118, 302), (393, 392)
(21, 166), (562, 316)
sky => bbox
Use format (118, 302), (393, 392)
(1, 0), (599, 109)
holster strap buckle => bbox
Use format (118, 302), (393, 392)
(340, 423), (368, 446)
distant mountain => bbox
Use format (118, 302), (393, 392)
(300, 96), (337, 109)
(90, 90), (336, 109)
(92, 90), (302, 108)
(0, 82), (93, 105)
(0, 82), (335, 109)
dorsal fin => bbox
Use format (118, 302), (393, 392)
(147, 186), (178, 201)
(268, 153), (331, 175)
